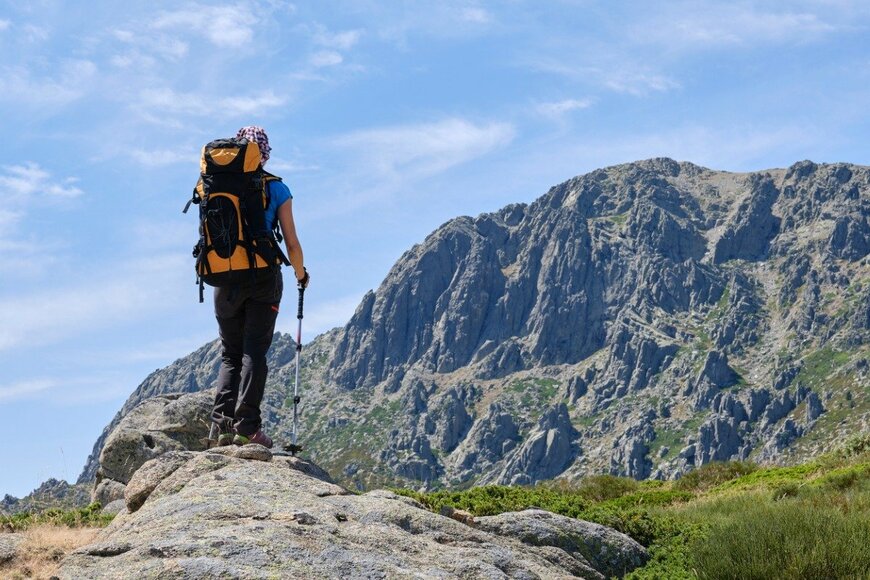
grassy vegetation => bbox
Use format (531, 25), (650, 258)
(705, 285), (731, 322)
(506, 377), (562, 421)
(395, 434), (870, 579)
(609, 213), (628, 226)
(797, 347), (853, 387)
(303, 394), (405, 490)
(0, 502), (113, 532)
(648, 429), (681, 461)
(0, 524), (101, 579)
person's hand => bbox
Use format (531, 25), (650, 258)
(297, 267), (310, 289)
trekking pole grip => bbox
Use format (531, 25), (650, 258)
(297, 286), (305, 320)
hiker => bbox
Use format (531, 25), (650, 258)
(209, 126), (309, 449)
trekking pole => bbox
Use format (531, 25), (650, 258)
(284, 284), (305, 455)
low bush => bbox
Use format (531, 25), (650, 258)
(601, 489), (694, 509)
(577, 505), (682, 547)
(572, 474), (640, 502)
(674, 461), (757, 492)
(0, 503), (113, 532)
(816, 464), (870, 492)
(394, 485), (591, 518)
(771, 481), (802, 501)
(837, 433), (870, 459)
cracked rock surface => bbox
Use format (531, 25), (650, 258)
(59, 451), (647, 579)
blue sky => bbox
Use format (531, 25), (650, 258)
(1, 0), (868, 498)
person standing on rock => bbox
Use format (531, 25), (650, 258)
(211, 125), (309, 449)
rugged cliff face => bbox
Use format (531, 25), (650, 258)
(79, 158), (870, 491)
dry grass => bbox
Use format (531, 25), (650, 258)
(0, 525), (99, 579)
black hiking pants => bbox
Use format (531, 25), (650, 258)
(211, 270), (283, 437)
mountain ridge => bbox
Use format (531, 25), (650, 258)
(76, 157), (869, 493)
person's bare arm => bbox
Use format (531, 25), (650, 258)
(277, 199), (306, 285)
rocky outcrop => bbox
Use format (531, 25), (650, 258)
(694, 416), (746, 464)
(92, 391), (212, 508)
(713, 175), (780, 263)
(425, 385), (475, 453)
(610, 411), (656, 479)
(77, 334), (298, 485)
(829, 214), (870, 260)
(0, 479), (90, 515)
(477, 509), (649, 579)
(496, 404), (579, 485)
(58, 452), (648, 579)
(687, 350), (740, 410)
(592, 330), (679, 410)
(0, 535), (23, 565)
(448, 403), (521, 484)
(711, 274), (765, 354)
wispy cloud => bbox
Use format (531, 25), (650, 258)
(602, 70), (681, 96)
(524, 57), (681, 97)
(333, 118), (515, 179)
(268, 158), (321, 173)
(635, 4), (837, 50)
(0, 19), (10, 31)
(103, 334), (215, 365)
(21, 24), (49, 43)
(0, 163), (83, 280)
(528, 123), (815, 180)
(134, 87), (287, 119)
(0, 60), (97, 107)
(536, 98), (594, 118)
(152, 4), (259, 47)
(0, 253), (187, 352)
(313, 28), (363, 51)
(309, 117), (516, 219)
(309, 50), (343, 68)
(129, 147), (198, 167)
(366, 2), (499, 43)
(0, 163), (83, 204)
(461, 7), (491, 24)
(0, 379), (56, 403)
(0, 375), (134, 405)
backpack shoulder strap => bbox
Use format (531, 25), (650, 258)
(262, 171), (283, 183)
(183, 178), (205, 214)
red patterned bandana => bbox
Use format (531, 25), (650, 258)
(236, 126), (271, 165)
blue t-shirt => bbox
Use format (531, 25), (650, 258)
(265, 180), (292, 233)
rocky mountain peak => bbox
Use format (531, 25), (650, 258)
(74, 158), (869, 493)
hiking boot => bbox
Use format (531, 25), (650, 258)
(233, 430), (273, 449)
(209, 423), (234, 448)
(216, 432), (235, 447)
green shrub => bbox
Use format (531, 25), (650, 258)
(572, 474), (640, 502)
(578, 505), (683, 547)
(675, 461), (758, 492)
(839, 434), (870, 459)
(771, 481), (802, 501)
(706, 462), (820, 492)
(602, 489), (694, 509)
(817, 465), (869, 492)
(624, 519), (707, 580)
(394, 485), (591, 518)
(692, 500), (870, 579)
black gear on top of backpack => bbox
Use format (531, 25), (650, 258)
(183, 137), (290, 302)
